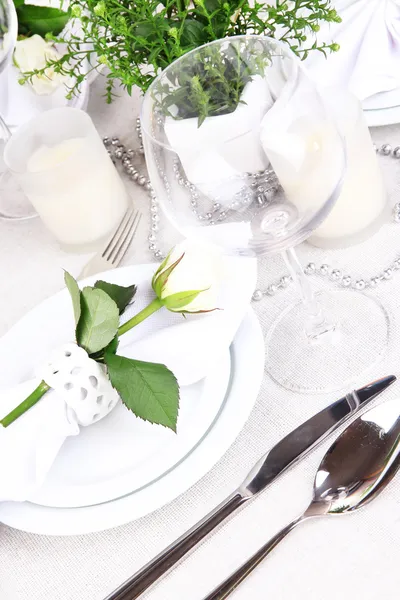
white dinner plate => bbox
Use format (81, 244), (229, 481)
(0, 262), (249, 509)
(362, 87), (400, 110)
(0, 261), (263, 534)
(32, 350), (232, 508)
(363, 87), (400, 112)
(364, 104), (400, 128)
(0, 309), (263, 535)
(361, 87), (400, 127)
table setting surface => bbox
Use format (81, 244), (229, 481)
(1, 75), (400, 600)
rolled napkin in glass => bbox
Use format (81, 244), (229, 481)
(306, 0), (400, 104)
(164, 75), (272, 208)
(0, 250), (257, 502)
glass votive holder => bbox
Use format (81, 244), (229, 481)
(3, 107), (129, 251)
(0, 113), (37, 220)
(309, 88), (388, 249)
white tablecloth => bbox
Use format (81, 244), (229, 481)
(0, 76), (400, 600)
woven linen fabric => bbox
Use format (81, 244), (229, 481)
(0, 80), (399, 600)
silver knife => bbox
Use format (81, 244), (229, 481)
(105, 375), (396, 600)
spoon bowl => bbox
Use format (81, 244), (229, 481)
(310, 397), (400, 516)
(204, 397), (400, 600)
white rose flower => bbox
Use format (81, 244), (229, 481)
(152, 241), (222, 313)
(14, 34), (66, 95)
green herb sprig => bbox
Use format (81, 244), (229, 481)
(17, 0), (341, 102)
(155, 39), (271, 125)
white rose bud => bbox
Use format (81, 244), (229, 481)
(14, 34), (66, 96)
(152, 241), (221, 313)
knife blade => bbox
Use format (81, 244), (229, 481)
(105, 375), (396, 600)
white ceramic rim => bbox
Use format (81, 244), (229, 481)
(0, 309), (264, 535)
(364, 104), (400, 128)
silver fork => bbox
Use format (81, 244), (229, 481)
(78, 206), (142, 280)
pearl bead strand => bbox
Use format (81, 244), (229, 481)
(103, 127), (400, 301)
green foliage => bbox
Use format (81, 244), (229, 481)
(64, 271), (81, 325)
(105, 352), (179, 431)
(18, 0), (341, 103)
(3, 270), (179, 431)
(89, 334), (119, 363)
(64, 273), (136, 354)
(76, 287), (120, 354)
(155, 39), (271, 124)
(15, 2), (70, 37)
(94, 280), (137, 315)
(63, 272), (179, 430)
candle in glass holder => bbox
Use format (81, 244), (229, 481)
(261, 88), (387, 248)
(4, 107), (128, 251)
(309, 89), (387, 248)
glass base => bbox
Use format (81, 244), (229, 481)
(265, 290), (390, 394)
(0, 170), (37, 221)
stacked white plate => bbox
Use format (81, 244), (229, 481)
(363, 88), (400, 128)
(0, 264), (265, 535)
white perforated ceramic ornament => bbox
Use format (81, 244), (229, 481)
(38, 343), (119, 426)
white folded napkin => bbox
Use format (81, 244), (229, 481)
(306, 0), (400, 102)
(0, 251), (257, 502)
(0, 381), (79, 502)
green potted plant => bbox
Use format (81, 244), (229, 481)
(17, 0), (341, 102)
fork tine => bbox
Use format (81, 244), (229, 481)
(102, 207), (133, 259)
(112, 211), (142, 265)
(107, 210), (136, 263)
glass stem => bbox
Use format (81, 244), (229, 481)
(0, 114), (13, 220)
(283, 247), (336, 343)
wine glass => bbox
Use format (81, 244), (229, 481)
(0, 0), (36, 220)
(0, 0), (16, 70)
(141, 35), (389, 393)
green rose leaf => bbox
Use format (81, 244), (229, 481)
(89, 334), (119, 362)
(94, 280), (137, 315)
(104, 335), (119, 355)
(76, 287), (119, 354)
(13, 0), (25, 8)
(64, 271), (81, 326)
(105, 353), (179, 431)
(16, 5), (70, 37)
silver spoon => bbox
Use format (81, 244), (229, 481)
(204, 397), (400, 600)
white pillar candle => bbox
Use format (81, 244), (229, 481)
(310, 90), (387, 247)
(260, 88), (387, 249)
(261, 112), (345, 226)
(4, 108), (129, 251)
